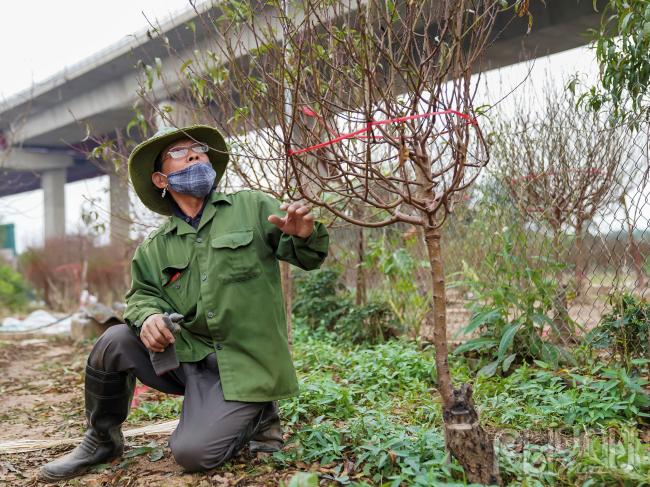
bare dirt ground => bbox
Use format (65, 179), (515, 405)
(0, 334), (311, 486)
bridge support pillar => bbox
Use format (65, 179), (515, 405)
(41, 168), (67, 240)
(109, 170), (130, 246)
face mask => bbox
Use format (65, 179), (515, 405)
(164, 163), (216, 198)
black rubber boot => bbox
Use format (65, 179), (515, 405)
(40, 365), (134, 482)
(249, 401), (284, 454)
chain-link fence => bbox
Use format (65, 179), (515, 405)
(325, 119), (649, 372)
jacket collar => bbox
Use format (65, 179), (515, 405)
(162, 191), (232, 236)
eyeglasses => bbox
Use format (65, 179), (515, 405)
(164, 143), (209, 160)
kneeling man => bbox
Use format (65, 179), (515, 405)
(40, 125), (329, 481)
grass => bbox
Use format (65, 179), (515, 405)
(129, 321), (650, 485)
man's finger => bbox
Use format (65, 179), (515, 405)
(295, 206), (310, 215)
(145, 333), (165, 352)
(155, 320), (175, 343)
(268, 214), (285, 227)
(287, 203), (298, 214)
(147, 325), (169, 348)
(279, 202), (289, 211)
(141, 333), (163, 353)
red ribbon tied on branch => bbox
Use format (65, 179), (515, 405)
(287, 108), (478, 156)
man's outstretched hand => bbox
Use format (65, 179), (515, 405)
(268, 202), (315, 239)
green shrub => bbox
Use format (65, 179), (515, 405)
(0, 264), (31, 313)
(363, 236), (430, 335)
(293, 268), (400, 344)
(283, 323), (650, 485)
(452, 225), (575, 376)
(335, 300), (401, 344)
(587, 293), (650, 371)
(129, 397), (182, 422)
(293, 268), (349, 331)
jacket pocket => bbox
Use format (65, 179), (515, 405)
(160, 261), (191, 309)
(211, 229), (261, 283)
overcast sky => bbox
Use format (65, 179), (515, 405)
(0, 1), (199, 252)
(0, 0), (198, 100)
(0, 2), (604, 253)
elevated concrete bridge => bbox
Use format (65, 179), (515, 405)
(0, 0), (602, 243)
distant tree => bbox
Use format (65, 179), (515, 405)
(490, 79), (629, 343)
(491, 80), (628, 290)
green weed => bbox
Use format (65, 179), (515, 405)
(452, 226), (575, 376)
(587, 293), (650, 370)
(276, 323), (650, 485)
(130, 397), (182, 422)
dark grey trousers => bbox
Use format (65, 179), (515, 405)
(87, 324), (267, 472)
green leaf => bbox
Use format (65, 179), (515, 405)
(498, 323), (521, 360)
(286, 472), (319, 487)
(530, 313), (553, 327)
(385, 0), (398, 22)
(540, 342), (561, 367)
(461, 309), (502, 336)
(502, 353), (517, 372)
(124, 446), (153, 458)
(631, 358), (650, 366)
(149, 448), (164, 462)
(180, 58), (193, 74)
(478, 359), (500, 377)
(453, 337), (498, 355)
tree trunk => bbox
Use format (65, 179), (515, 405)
(574, 223), (586, 296)
(552, 283), (573, 345)
(423, 225), (501, 486)
(355, 225), (367, 307)
(280, 260), (293, 352)
(621, 194), (647, 288)
(629, 237), (647, 288)
(550, 228), (574, 343)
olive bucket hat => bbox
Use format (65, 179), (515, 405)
(128, 125), (229, 216)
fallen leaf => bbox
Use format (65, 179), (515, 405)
(148, 447), (164, 462)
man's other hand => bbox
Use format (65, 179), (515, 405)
(141, 314), (175, 353)
(268, 202), (315, 239)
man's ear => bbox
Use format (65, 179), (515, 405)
(151, 171), (167, 189)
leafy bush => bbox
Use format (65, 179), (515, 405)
(475, 361), (650, 430)
(293, 268), (400, 344)
(363, 236), (430, 335)
(587, 293), (650, 371)
(279, 326), (457, 486)
(0, 263), (31, 313)
(336, 301), (401, 344)
(292, 268), (349, 331)
(452, 226), (575, 376)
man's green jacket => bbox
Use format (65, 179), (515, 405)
(123, 190), (329, 402)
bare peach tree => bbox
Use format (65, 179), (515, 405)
(489, 81), (629, 297)
(134, 0), (535, 482)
